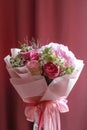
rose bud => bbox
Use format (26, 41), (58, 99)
(27, 60), (41, 75)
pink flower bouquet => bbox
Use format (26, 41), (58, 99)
(4, 41), (84, 130)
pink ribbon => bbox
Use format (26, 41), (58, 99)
(25, 97), (69, 130)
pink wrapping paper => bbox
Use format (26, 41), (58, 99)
(4, 43), (84, 130)
(4, 55), (84, 102)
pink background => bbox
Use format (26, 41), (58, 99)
(0, 0), (86, 130)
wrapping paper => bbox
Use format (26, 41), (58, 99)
(4, 44), (84, 130)
(4, 56), (84, 101)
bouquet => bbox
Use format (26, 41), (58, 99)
(4, 40), (84, 130)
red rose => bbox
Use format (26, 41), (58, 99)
(20, 50), (39, 61)
(43, 62), (59, 79)
(20, 51), (30, 60)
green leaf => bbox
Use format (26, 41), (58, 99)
(42, 47), (52, 54)
(20, 43), (29, 52)
(65, 66), (74, 74)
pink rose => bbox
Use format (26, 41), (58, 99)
(29, 50), (39, 60)
(20, 50), (39, 61)
(27, 60), (41, 75)
(43, 62), (59, 79)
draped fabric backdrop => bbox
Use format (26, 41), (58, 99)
(0, 0), (87, 130)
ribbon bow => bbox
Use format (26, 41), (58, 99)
(25, 97), (69, 130)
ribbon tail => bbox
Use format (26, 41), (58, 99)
(38, 111), (44, 130)
(43, 105), (61, 130)
(56, 107), (61, 130)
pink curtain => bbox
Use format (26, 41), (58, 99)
(0, 0), (86, 130)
